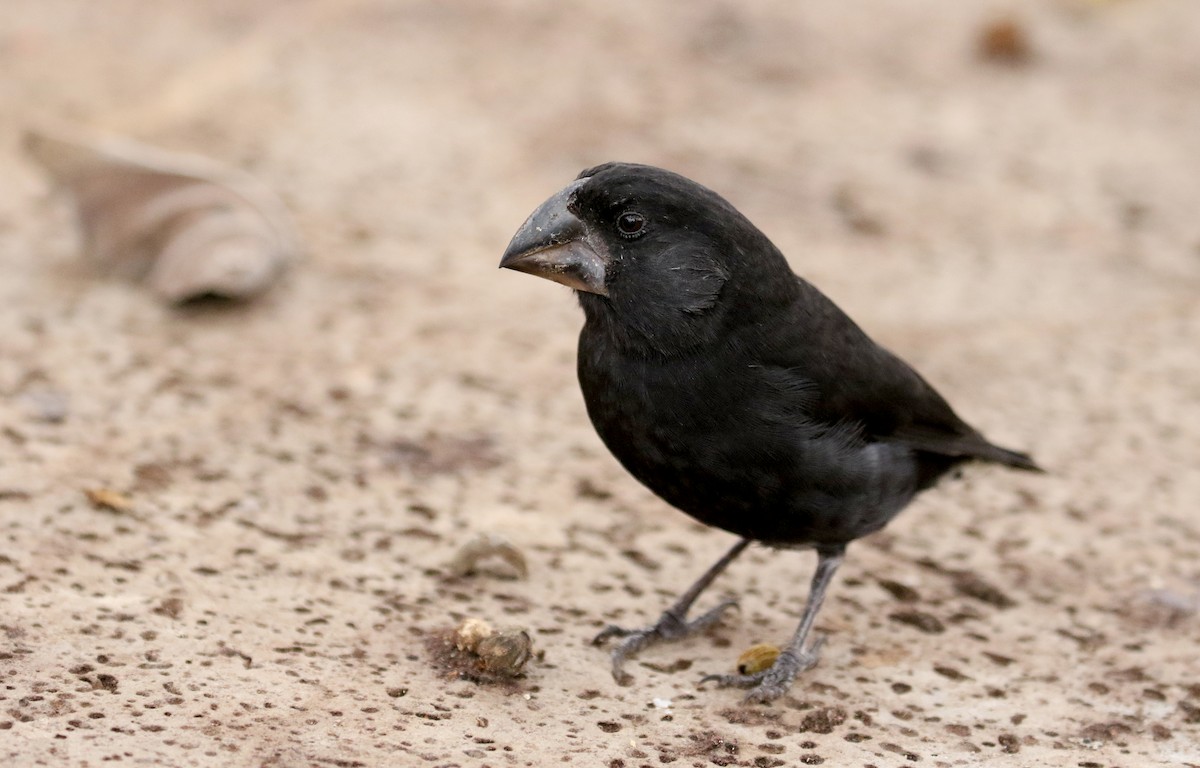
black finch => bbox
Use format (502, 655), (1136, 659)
(500, 162), (1040, 703)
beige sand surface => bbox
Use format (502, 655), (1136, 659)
(2, 1), (1198, 765)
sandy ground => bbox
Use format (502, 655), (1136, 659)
(2, 1), (1199, 766)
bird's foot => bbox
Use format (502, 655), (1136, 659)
(593, 599), (739, 684)
(701, 636), (826, 703)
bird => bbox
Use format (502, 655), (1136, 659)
(499, 162), (1041, 703)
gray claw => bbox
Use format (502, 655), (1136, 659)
(682, 598), (739, 636)
(699, 669), (768, 688)
(699, 636), (826, 703)
(592, 624), (635, 645)
(594, 599), (741, 683)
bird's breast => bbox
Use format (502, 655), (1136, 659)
(577, 335), (794, 531)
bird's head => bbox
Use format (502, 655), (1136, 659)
(500, 163), (795, 350)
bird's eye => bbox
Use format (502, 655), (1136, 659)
(616, 211), (646, 239)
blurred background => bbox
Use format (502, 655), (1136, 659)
(1, 1), (1198, 765)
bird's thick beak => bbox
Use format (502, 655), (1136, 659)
(500, 178), (609, 296)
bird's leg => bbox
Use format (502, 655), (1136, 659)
(593, 538), (750, 683)
(702, 544), (846, 703)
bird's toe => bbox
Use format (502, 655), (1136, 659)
(698, 670), (767, 689)
(592, 623), (636, 645)
(742, 678), (791, 704)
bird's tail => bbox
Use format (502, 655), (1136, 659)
(976, 442), (1044, 473)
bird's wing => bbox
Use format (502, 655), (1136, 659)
(758, 279), (1038, 470)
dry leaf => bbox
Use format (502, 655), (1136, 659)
(24, 128), (299, 303)
(445, 532), (528, 580)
